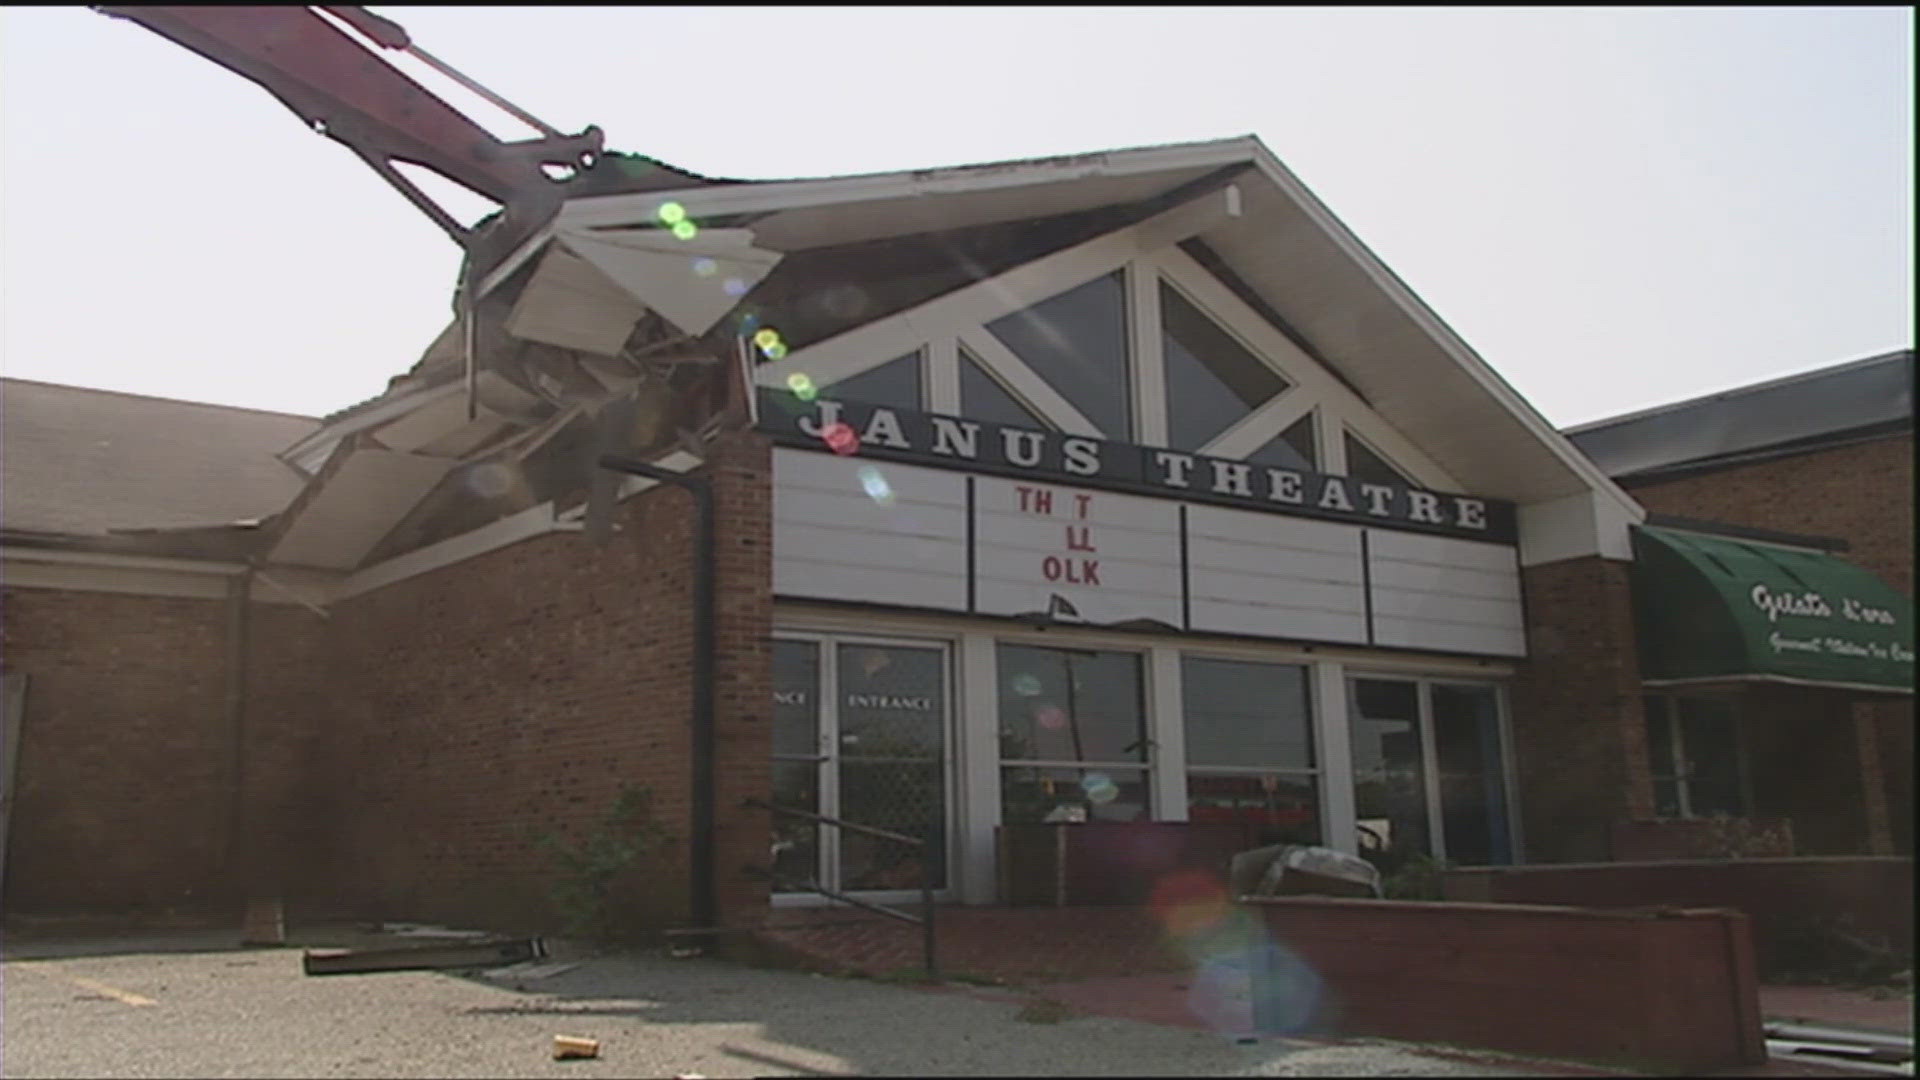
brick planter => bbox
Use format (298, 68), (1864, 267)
(1242, 895), (1766, 1073)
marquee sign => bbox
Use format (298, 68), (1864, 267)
(757, 390), (1517, 544)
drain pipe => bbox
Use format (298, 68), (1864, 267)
(596, 453), (717, 944)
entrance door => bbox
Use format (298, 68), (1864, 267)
(771, 635), (950, 896)
(1348, 676), (1514, 866)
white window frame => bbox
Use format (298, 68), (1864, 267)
(993, 639), (1157, 825)
(748, 185), (1469, 498)
(1177, 651), (1325, 844)
(1643, 691), (1751, 820)
(768, 629), (960, 906)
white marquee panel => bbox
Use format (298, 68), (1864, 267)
(1366, 530), (1526, 656)
(772, 450), (969, 612)
(1187, 506), (1369, 644)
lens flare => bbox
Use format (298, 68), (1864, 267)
(723, 278), (749, 298)
(822, 422), (859, 455)
(1081, 772), (1120, 804)
(786, 372), (817, 401)
(1035, 706), (1067, 730)
(857, 465), (895, 506)
(693, 257), (718, 277)
(764, 341), (789, 360)
(755, 329), (781, 350)
(1011, 673), (1043, 697)
(671, 220), (699, 241)
(657, 201), (687, 225)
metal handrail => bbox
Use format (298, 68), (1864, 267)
(746, 797), (937, 980)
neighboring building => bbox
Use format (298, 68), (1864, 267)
(2, 137), (1910, 935)
(1565, 351), (1915, 856)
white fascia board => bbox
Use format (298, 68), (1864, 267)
(0, 545), (247, 575)
(280, 380), (467, 476)
(1517, 489), (1639, 566)
(337, 501), (563, 599)
(556, 138), (1261, 231)
(1240, 143), (1645, 524)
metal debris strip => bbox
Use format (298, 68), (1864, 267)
(1764, 1021), (1915, 1077)
(302, 936), (547, 976)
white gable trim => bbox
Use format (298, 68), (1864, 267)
(754, 185), (1240, 394)
(1149, 245), (1463, 491)
(1240, 143), (1641, 521)
(557, 140), (1258, 232)
(954, 328), (1099, 436)
(1199, 390), (1317, 462)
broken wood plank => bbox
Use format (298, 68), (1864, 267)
(302, 937), (546, 976)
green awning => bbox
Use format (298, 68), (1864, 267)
(1630, 526), (1914, 693)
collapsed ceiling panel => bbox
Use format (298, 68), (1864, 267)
(505, 244), (652, 356)
(267, 450), (457, 569)
(555, 226), (781, 339)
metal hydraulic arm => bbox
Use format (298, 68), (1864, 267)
(92, 5), (603, 260)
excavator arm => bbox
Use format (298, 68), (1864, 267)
(93, 5), (603, 265)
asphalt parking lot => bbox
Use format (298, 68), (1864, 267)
(1, 929), (1540, 1078)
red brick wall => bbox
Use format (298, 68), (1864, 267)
(1442, 856), (1914, 978)
(1, 585), (332, 920)
(311, 432), (773, 935)
(2, 587), (226, 916)
(1243, 895), (1765, 1071)
(1624, 433), (1912, 595)
(1508, 557), (1653, 863)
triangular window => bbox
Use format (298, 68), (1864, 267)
(985, 271), (1131, 439)
(828, 351), (921, 412)
(1344, 430), (1413, 487)
(1161, 284), (1288, 452)
(960, 347), (1053, 430)
(1247, 413), (1317, 472)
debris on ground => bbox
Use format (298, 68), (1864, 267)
(482, 959), (580, 981)
(552, 1035), (600, 1060)
(302, 937), (547, 976)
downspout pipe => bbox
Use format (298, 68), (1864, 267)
(223, 564), (254, 908)
(596, 453), (717, 943)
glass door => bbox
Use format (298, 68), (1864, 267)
(771, 635), (951, 896)
(1348, 676), (1515, 867)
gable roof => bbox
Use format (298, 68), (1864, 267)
(1, 378), (318, 537)
(1563, 349), (1914, 481)
(528, 135), (1641, 513)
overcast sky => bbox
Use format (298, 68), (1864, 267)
(1, 6), (1910, 428)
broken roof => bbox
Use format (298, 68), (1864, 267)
(1, 378), (317, 537)
(1564, 349), (1914, 480)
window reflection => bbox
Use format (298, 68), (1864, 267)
(985, 272), (1131, 440)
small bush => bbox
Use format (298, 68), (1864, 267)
(537, 784), (672, 945)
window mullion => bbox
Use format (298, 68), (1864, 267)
(1128, 262), (1168, 447)
(1418, 680), (1445, 861)
(927, 337), (960, 413)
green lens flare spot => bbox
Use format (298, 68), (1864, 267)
(657, 201), (687, 225)
(671, 220), (699, 241)
(764, 342), (789, 360)
(755, 329), (782, 349)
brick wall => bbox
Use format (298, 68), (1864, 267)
(1242, 895), (1766, 1071)
(1507, 556), (1653, 863)
(1624, 433), (1913, 855)
(1624, 433), (1912, 595)
(1442, 856), (1914, 978)
(3, 587), (227, 916)
(311, 431), (774, 935)
(1, 585), (332, 920)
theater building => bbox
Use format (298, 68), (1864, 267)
(1, 137), (1909, 931)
